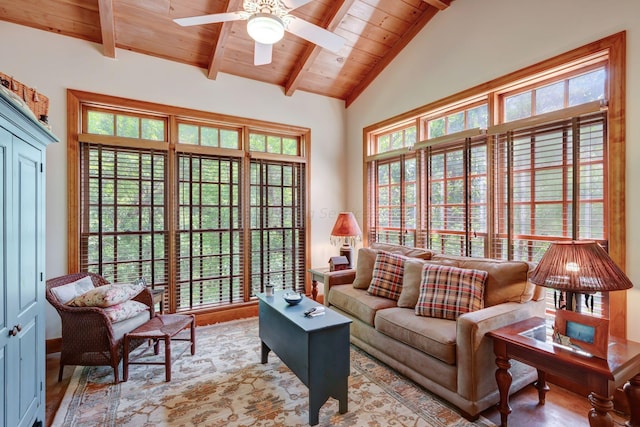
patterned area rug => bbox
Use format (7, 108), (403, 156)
(52, 317), (496, 427)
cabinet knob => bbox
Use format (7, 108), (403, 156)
(9, 324), (22, 337)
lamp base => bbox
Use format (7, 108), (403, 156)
(340, 245), (354, 268)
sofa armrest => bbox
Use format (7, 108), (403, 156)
(322, 269), (356, 305)
(455, 298), (546, 401)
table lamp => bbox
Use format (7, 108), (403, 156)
(330, 212), (362, 268)
(529, 240), (633, 312)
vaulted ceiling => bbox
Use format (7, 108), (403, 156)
(0, 0), (452, 106)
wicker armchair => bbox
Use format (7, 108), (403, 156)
(46, 272), (155, 383)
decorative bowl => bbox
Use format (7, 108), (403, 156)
(283, 292), (304, 305)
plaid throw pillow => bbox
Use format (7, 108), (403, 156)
(415, 264), (487, 320)
(367, 251), (407, 301)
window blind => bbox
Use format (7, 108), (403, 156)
(249, 159), (306, 294)
(423, 136), (488, 257)
(176, 153), (243, 310)
(367, 154), (417, 246)
(80, 143), (169, 288)
(491, 111), (606, 260)
(491, 111), (607, 316)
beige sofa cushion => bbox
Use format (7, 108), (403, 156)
(353, 248), (378, 289)
(397, 258), (458, 308)
(432, 254), (534, 307)
(353, 245), (436, 290)
(328, 284), (396, 326)
(375, 307), (457, 365)
(397, 259), (424, 308)
(371, 242), (435, 260)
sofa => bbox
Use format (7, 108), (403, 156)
(323, 243), (546, 419)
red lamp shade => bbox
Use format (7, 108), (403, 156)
(330, 212), (361, 237)
(330, 212), (362, 269)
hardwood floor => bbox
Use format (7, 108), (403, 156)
(45, 351), (629, 427)
(45, 353), (73, 427)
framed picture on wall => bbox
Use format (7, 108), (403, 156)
(553, 309), (609, 359)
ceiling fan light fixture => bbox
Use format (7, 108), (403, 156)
(247, 13), (285, 44)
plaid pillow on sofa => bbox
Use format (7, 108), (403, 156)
(367, 251), (407, 301)
(415, 264), (487, 320)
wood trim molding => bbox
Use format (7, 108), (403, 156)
(605, 31), (626, 338)
(67, 90), (81, 273)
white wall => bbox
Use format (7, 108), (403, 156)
(346, 0), (640, 340)
(0, 21), (348, 339)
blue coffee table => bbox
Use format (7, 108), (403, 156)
(257, 290), (351, 425)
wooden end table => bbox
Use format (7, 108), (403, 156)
(308, 267), (330, 301)
(487, 317), (640, 427)
(150, 288), (165, 314)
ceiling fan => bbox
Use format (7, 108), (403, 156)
(174, 0), (347, 66)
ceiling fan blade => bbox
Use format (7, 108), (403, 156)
(286, 17), (346, 53)
(281, 0), (314, 10)
(173, 11), (246, 27)
(254, 42), (273, 66)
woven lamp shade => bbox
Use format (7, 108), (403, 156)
(529, 241), (633, 292)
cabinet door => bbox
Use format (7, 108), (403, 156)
(8, 137), (44, 427)
(0, 126), (9, 427)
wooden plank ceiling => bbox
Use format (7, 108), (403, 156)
(0, 0), (451, 107)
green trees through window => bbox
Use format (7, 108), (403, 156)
(367, 65), (607, 266)
(76, 100), (309, 313)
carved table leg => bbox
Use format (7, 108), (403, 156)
(495, 355), (512, 427)
(624, 374), (640, 427)
(534, 369), (550, 405)
(588, 392), (614, 427)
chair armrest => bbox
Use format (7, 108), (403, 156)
(57, 305), (118, 349)
(455, 298), (546, 400)
(133, 287), (155, 317)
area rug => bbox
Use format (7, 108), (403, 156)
(52, 317), (496, 427)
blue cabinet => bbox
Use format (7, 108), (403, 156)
(0, 89), (57, 427)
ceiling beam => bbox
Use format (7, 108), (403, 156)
(345, 6), (440, 108)
(97, 0), (116, 58)
(206, 0), (243, 80)
(422, 0), (451, 10)
(284, 0), (355, 97)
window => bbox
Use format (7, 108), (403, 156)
(369, 154), (417, 245)
(70, 92), (310, 315)
(422, 137), (488, 257)
(176, 154), (243, 309)
(177, 121), (240, 148)
(80, 144), (168, 286)
(375, 125), (416, 153)
(491, 111), (606, 260)
(503, 68), (606, 121)
(426, 103), (488, 138)
(363, 33), (625, 331)
(249, 159), (306, 295)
